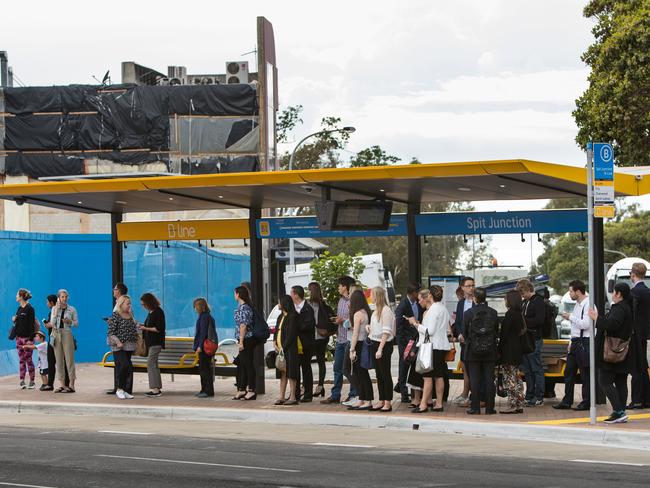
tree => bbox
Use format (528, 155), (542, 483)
(349, 145), (400, 167)
(573, 1), (650, 166)
(310, 251), (365, 305)
(277, 104), (303, 144)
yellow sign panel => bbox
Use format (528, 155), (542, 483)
(594, 205), (615, 218)
(116, 219), (250, 242)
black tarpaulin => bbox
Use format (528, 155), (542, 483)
(180, 155), (259, 175)
(5, 114), (62, 150)
(166, 84), (257, 116)
(5, 153), (84, 178)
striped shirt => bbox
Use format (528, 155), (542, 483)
(336, 295), (350, 344)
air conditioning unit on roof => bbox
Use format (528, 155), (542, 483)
(225, 61), (249, 84)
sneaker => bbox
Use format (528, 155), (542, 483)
(123, 391), (134, 400)
(196, 392), (210, 398)
(116, 389), (126, 400)
(552, 403), (571, 410)
(603, 411), (629, 424)
(524, 400), (537, 407)
(27, 382), (36, 390)
(145, 391), (162, 398)
(19, 381), (26, 390)
(534, 399), (544, 406)
(453, 395), (469, 405)
(342, 396), (359, 406)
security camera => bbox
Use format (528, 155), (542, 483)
(15, 197), (26, 206)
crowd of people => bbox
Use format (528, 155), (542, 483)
(11, 264), (650, 424)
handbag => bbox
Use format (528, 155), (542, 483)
(134, 334), (148, 357)
(275, 349), (287, 372)
(495, 367), (507, 398)
(360, 338), (374, 370)
(415, 331), (433, 374)
(403, 338), (418, 364)
(8, 325), (16, 341)
(202, 320), (219, 357)
(444, 343), (456, 362)
(603, 332), (630, 364)
(570, 329), (589, 369)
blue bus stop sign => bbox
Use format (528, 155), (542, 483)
(593, 143), (614, 181)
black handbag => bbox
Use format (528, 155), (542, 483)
(8, 325), (16, 341)
(519, 316), (535, 354)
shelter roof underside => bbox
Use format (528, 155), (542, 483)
(0, 159), (641, 214)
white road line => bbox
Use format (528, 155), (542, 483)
(0, 482), (58, 488)
(94, 454), (300, 473)
(97, 430), (152, 436)
(571, 459), (647, 467)
(312, 442), (374, 448)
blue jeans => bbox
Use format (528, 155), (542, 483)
(331, 341), (357, 400)
(520, 338), (545, 401)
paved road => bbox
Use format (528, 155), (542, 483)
(0, 425), (647, 488)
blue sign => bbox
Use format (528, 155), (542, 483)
(257, 215), (407, 239)
(257, 210), (587, 238)
(415, 210), (587, 236)
(594, 143), (614, 181)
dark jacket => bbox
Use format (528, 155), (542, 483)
(274, 312), (300, 353)
(463, 303), (499, 362)
(193, 311), (216, 351)
(395, 296), (423, 345)
(498, 308), (525, 366)
(631, 281), (650, 342)
(596, 299), (634, 373)
(14, 303), (35, 338)
(296, 301), (316, 348)
(522, 294), (545, 339)
(144, 306), (166, 349)
(453, 298), (473, 338)
(311, 300), (336, 338)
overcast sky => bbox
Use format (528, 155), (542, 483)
(5, 0), (631, 271)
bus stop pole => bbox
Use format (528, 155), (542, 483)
(110, 213), (124, 288)
(249, 206), (266, 394)
(586, 144), (597, 425)
(407, 203), (421, 286)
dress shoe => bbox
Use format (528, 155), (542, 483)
(283, 400), (299, 405)
(301, 397), (313, 403)
(552, 403), (572, 410)
(431, 406), (444, 412)
(320, 396), (340, 404)
(572, 402), (589, 411)
(394, 384), (401, 393)
(401, 395), (410, 404)
(485, 409), (497, 415)
(466, 409), (481, 415)
(313, 386), (326, 397)
(499, 408), (523, 414)
(369, 405), (383, 411)
(379, 407), (393, 413)
(412, 407), (428, 414)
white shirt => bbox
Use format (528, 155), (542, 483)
(294, 300), (305, 313)
(369, 306), (396, 342)
(569, 296), (591, 338)
(36, 341), (48, 370)
(417, 302), (451, 351)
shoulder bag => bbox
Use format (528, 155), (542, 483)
(403, 337), (418, 364)
(135, 333), (148, 357)
(275, 349), (287, 372)
(603, 331), (631, 363)
(8, 325), (16, 341)
(202, 319), (219, 357)
(360, 337), (374, 370)
(415, 331), (433, 374)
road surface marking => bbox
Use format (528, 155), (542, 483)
(0, 482), (58, 488)
(97, 430), (152, 435)
(95, 454), (300, 473)
(571, 459), (647, 467)
(529, 412), (650, 425)
(312, 442), (373, 448)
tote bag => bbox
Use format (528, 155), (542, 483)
(415, 331), (433, 374)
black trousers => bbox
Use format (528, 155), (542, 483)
(371, 340), (394, 401)
(467, 360), (495, 412)
(397, 340), (409, 397)
(598, 369), (628, 412)
(236, 337), (257, 392)
(562, 339), (590, 405)
(198, 351), (214, 396)
(351, 342), (374, 401)
(113, 350), (133, 391)
(313, 339), (328, 386)
(47, 342), (69, 388)
(631, 338), (650, 405)
(296, 343), (314, 400)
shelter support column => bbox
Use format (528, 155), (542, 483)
(110, 213), (123, 288)
(593, 216), (606, 404)
(407, 203), (422, 286)
(249, 207), (265, 394)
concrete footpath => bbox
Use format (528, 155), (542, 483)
(1, 363), (649, 450)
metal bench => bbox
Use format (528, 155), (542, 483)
(100, 337), (237, 377)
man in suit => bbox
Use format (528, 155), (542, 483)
(291, 285), (316, 402)
(629, 262), (650, 409)
(451, 277), (475, 406)
(394, 282), (423, 403)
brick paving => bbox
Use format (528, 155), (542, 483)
(2, 362), (649, 431)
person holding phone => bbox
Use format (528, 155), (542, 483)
(42, 294), (69, 391)
(50, 289), (78, 393)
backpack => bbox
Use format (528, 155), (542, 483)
(251, 308), (270, 342)
(470, 308), (497, 356)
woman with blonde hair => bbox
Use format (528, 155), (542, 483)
(50, 289), (79, 393)
(368, 286), (396, 412)
(107, 295), (139, 399)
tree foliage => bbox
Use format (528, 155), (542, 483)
(573, 0), (650, 165)
(349, 145), (400, 167)
(310, 251), (366, 305)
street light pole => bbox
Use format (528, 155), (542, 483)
(577, 245), (628, 260)
(286, 126), (355, 271)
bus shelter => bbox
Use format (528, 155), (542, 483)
(1, 159), (646, 392)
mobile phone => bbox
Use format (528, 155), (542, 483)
(42, 318), (48, 324)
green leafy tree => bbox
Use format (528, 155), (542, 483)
(573, 0), (650, 165)
(277, 104), (303, 144)
(349, 145), (400, 167)
(309, 251), (366, 305)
